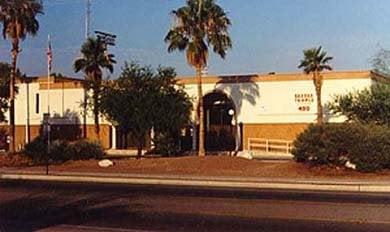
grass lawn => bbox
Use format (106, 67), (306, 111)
(2, 154), (390, 181)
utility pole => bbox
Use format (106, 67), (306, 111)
(85, 0), (91, 38)
(83, 0), (91, 138)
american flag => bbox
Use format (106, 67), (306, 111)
(47, 35), (52, 71)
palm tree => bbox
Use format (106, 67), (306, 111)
(0, 0), (43, 153)
(164, 0), (232, 156)
(0, 62), (21, 123)
(0, 62), (12, 123)
(74, 37), (116, 138)
(298, 46), (333, 125)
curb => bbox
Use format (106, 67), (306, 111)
(2, 172), (390, 193)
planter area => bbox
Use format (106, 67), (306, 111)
(2, 154), (390, 181)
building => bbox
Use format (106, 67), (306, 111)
(0, 75), (112, 151)
(0, 70), (386, 152)
(180, 70), (386, 152)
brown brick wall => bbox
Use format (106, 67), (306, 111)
(0, 124), (112, 151)
(0, 125), (40, 151)
(82, 125), (111, 149)
(242, 123), (309, 150)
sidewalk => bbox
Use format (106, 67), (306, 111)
(2, 167), (390, 193)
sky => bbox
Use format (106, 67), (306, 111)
(1, 0), (390, 78)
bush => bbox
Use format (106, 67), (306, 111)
(348, 124), (390, 172)
(152, 133), (181, 157)
(24, 137), (104, 164)
(49, 140), (72, 163)
(292, 123), (390, 172)
(24, 136), (47, 163)
(329, 84), (390, 126)
(0, 128), (8, 150)
(70, 139), (105, 160)
(292, 124), (355, 165)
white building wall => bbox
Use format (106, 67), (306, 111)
(183, 77), (372, 124)
(9, 82), (109, 126)
(13, 82), (41, 126)
(5, 75), (374, 127)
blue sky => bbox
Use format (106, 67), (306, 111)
(1, 0), (390, 78)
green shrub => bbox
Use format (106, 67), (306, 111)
(329, 84), (390, 126)
(292, 124), (354, 165)
(49, 140), (72, 163)
(0, 128), (8, 150)
(24, 137), (104, 164)
(24, 136), (47, 163)
(348, 124), (390, 172)
(292, 123), (390, 172)
(152, 133), (181, 157)
(69, 139), (105, 160)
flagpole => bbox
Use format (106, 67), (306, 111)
(46, 34), (52, 175)
(47, 34), (51, 114)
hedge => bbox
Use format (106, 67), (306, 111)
(292, 123), (390, 172)
(24, 137), (105, 164)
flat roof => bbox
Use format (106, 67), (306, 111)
(19, 70), (389, 88)
(177, 70), (379, 85)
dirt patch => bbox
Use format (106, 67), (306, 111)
(3, 155), (390, 180)
(0, 154), (33, 167)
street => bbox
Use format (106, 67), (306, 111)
(1, 180), (390, 232)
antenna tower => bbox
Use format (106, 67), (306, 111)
(85, 0), (91, 38)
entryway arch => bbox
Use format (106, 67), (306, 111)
(202, 90), (236, 151)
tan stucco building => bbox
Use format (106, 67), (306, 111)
(0, 70), (385, 152)
(180, 70), (386, 151)
(0, 76), (112, 151)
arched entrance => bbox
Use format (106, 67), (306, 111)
(203, 91), (236, 151)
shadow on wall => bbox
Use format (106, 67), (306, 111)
(48, 109), (82, 141)
(215, 75), (260, 116)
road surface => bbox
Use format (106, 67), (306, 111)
(1, 180), (390, 231)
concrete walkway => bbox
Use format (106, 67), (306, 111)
(2, 168), (390, 193)
(104, 150), (294, 160)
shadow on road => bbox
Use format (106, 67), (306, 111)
(2, 181), (390, 232)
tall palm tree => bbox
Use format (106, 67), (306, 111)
(298, 46), (333, 125)
(0, 62), (12, 123)
(74, 37), (116, 138)
(0, 0), (43, 153)
(0, 62), (21, 124)
(164, 0), (232, 156)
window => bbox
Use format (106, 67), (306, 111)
(35, 93), (39, 114)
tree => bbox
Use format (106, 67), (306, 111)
(0, 0), (43, 153)
(153, 67), (192, 136)
(99, 62), (192, 157)
(0, 63), (12, 122)
(371, 48), (390, 77)
(164, 0), (232, 156)
(152, 67), (193, 156)
(298, 46), (333, 124)
(73, 37), (116, 138)
(329, 84), (390, 126)
(0, 62), (21, 123)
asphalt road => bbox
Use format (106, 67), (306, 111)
(1, 180), (390, 232)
